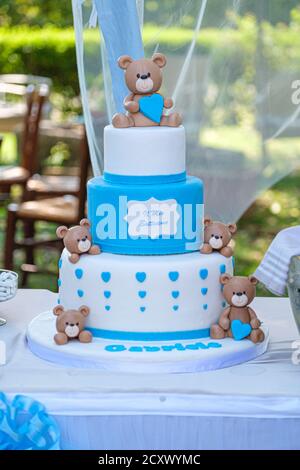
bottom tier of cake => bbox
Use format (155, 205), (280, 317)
(58, 250), (233, 341)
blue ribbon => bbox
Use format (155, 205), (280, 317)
(0, 392), (60, 450)
(94, 0), (144, 112)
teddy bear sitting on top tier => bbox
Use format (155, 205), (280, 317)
(112, 53), (182, 128)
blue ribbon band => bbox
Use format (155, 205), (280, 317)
(85, 327), (210, 341)
(103, 171), (187, 185)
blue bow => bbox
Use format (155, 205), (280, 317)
(0, 392), (60, 450)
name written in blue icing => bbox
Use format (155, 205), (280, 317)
(105, 341), (222, 353)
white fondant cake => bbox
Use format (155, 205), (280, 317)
(58, 250), (233, 341)
(104, 125), (185, 178)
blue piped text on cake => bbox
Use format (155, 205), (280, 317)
(104, 341), (222, 353)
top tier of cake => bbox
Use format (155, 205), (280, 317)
(103, 125), (186, 183)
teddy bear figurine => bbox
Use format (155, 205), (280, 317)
(112, 53), (182, 128)
(210, 274), (265, 343)
(53, 304), (92, 345)
(56, 218), (100, 264)
(200, 217), (237, 258)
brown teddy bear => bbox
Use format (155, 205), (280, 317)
(56, 218), (100, 264)
(53, 304), (92, 345)
(210, 274), (265, 343)
(200, 217), (237, 258)
(112, 53), (182, 128)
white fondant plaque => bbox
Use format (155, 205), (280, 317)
(124, 197), (180, 239)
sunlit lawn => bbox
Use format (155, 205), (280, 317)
(0, 128), (299, 296)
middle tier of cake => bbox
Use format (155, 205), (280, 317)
(58, 250), (233, 341)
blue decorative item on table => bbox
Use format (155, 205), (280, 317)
(0, 392), (60, 450)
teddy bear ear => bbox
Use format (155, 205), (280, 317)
(152, 53), (167, 68)
(79, 305), (90, 317)
(56, 226), (68, 239)
(248, 275), (258, 286)
(227, 223), (237, 234)
(220, 273), (232, 285)
(80, 218), (91, 229)
(118, 55), (133, 70)
(204, 216), (213, 227)
(53, 305), (64, 316)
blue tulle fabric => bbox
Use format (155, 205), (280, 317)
(0, 392), (60, 450)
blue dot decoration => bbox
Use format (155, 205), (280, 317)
(199, 268), (208, 280)
(201, 287), (208, 296)
(77, 289), (84, 298)
(169, 271), (179, 282)
(57, 298), (60, 304)
(104, 291), (111, 299)
(221, 284), (224, 292)
(58, 258), (62, 269)
(105, 305), (111, 311)
(101, 272), (111, 283)
(172, 290), (180, 299)
(222, 301), (227, 308)
(203, 304), (208, 310)
(75, 268), (83, 280)
(219, 264), (226, 274)
(140, 306), (146, 312)
(173, 305), (179, 311)
(136, 272), (146, 283)
(138, 290), (147, 299)
(57, 279), (61, 287)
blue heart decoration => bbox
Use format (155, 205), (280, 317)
(201, 287), (208, 296)
(203, 304), (208, 310)
(57, 279), (61, 287)
(58, 258), (62, 269)
(219, 264), (226, 274)
(136, 272), (146, 283)
(77, 289), (84, 298)
(231, 319), (252, 341)
(104, 291), (111, 299)
(173, 305), (179, 311)
(199, 268), (208, 280)
(105, 305), (111, 311)
(169, 271), (179, 282)
(172, 290), (180, 299)
(139, 93), (164, 124)
(222, 301), (227, 308)
(75, 268), (83, 280)
(140, 306), (146, 312)
(101, 272), (111, 283)
(138, 290), (147, 299)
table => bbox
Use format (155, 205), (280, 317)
(0, 289), (299, 450)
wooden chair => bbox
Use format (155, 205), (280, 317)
(0, 84), (49, 198)
(4, 128), (90, 286)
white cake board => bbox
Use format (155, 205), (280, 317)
(27, 311), (269, 374)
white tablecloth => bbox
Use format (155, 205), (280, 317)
(0, 289), (299, 450)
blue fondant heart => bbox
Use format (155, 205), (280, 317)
(77, 289), (84, 298)
(58, 258), (62, 269)
(199, 268), (208, 280)
(57, 279), (61, 287)
(136, 272), (146, 283)
(138, 290), (147, 299)
(101, 272), (111, 283)
(201, 287), (208, 296)
(104, 291), (111, 299)
(220, 264), (226, 274)
(222, 301), (227, 308)
(139, 93), (164, 124)
(57, 298), (60, 304)
(105, 305), (111, 311)
(169, 271), (179, 282)
(172, 290), (180, 299)
(140, 306), (146, 312)
(75, 268), (83, 280)
(173, 305), (179, 311)
(203, 304), (208, 310)
(231, 319), (252, 341)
